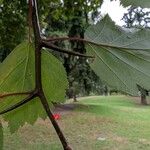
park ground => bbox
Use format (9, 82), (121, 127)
(2, 95), (150, 150)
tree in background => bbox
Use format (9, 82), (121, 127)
(41, 0), (104, 100)
(122, 6), (150, 105)
(137, 84), (149, 105)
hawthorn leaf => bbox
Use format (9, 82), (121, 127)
(120, 0), (150, 8)
(0, 42), (68, 132)
(0, 122), (3, 150)
(85, 15), (150, 95)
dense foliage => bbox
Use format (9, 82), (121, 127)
(0, 1), (27, 61)
(123, 6), (150, 28)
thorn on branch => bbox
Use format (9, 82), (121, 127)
(42, 41), (94, 58)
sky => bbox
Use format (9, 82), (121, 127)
(100, 0), (129, 26)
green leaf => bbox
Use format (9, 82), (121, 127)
(85, 15), (150, 95)
(0, 0), (3, 5)
(0, 122), (3, 150)
(120, 0), (150, 8)
(0, 42), (68, 132)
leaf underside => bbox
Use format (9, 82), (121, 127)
(0, 42), (68, 132)
(120, 0), (150, 8)
(85, 15), (150, 95)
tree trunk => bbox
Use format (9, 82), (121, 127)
(141, 90), (148, 105)
(73, 94), (77, 102)
(137, 84), (148, 105)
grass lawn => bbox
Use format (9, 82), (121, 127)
(2, 95), (150, 150)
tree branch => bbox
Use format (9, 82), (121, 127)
(28, 0), (33, 42)
(44, 37), (84, 42)
(39, 91), (72, 150)
(0, 92), (37, 115)
(31, 0), (72, 149)
(42, 41), (94, 58)
(31, 0), (41, 39)
(31, 0), (43, 90)
(43, 36), (147, 51)
(0, 91), (33, 99)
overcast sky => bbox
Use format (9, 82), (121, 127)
(100, 0), (129, 26)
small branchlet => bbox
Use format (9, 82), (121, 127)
(0, 91), (33, 100)
(0, 91), (37, 115)
(42, 40), (94, 58)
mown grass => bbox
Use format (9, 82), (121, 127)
(2, 95), (150, 150)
